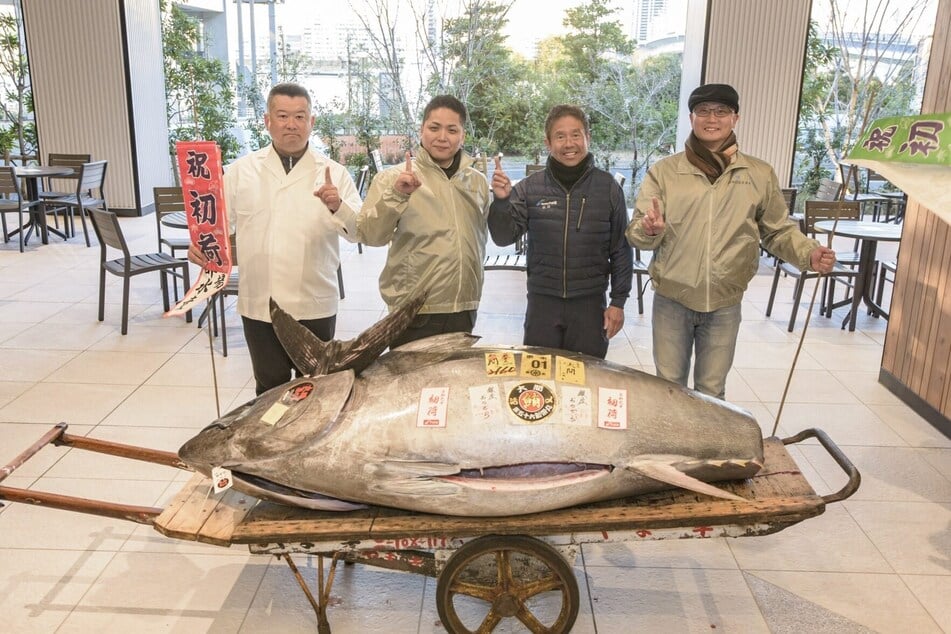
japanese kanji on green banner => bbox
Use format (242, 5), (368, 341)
(843, 112), (951, 225)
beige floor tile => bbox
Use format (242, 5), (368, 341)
(45, 350), (172, 385)
(802, 342), (885, 372)
(1, 320), (116, 351)
(0, 548), (115, 633)
(0, 382), (136, 425)
(801, 445), (951, 503)
(748, 570), (944, 633)
(902, 574), (951, 631)
(735, 368), (861, 404)
(844, 500), (951, 575)
(763, 402), (908, 447)
(728, 504), (891, 573)
(89, 322), (200, 353)
(584, 566), (769, 632)
(0, 380), (32, 407)
(100, 384), (241, 428)
(0, 348), (78, 382)
(0, 300), (74, 323)
(145, 352), (254, 389)
(831, 370), (905, 405)
(57, 612), (220, 634)
(732, 341), (822, 370)
(78, 551), (254, 613)
(871, 403), (951, 448)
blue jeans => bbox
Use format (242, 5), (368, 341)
(651, 293), (742, 399)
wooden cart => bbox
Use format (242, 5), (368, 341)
(0, 424), (859, 634)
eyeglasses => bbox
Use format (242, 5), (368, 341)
(693, 106), (735, 118)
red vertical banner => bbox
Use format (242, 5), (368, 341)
(165, 141), (233, 317)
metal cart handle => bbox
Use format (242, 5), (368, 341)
(782, 428), (861, 504)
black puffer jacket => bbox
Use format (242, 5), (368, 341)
(488, 160), (632, 307)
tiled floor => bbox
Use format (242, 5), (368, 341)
(1, 214), (948, 633)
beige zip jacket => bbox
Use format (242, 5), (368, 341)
(627, 151), (818, 312)
(357, 148), (490, 314)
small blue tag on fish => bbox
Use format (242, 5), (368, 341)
(508, 382), (556, 423)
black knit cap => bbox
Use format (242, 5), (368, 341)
(688, 83), (739, 113)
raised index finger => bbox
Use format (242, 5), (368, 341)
(650, 197), (661, 218)
(404, 151), (412, 173)
(324, 166), (332, 185)
(494, 154), (503, 172)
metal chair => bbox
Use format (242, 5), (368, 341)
(44, 160), (107, 247)
(0, 166), (41, 252)
(88, 207), (191, 335)
(765, 200), (862, 331)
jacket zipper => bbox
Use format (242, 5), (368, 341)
(576, 197), (586, 230)
(562, 193), (570, 297)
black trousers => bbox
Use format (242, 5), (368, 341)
(389, 310), (477, 349)
(524, 292), (608, 358)
(242, 314), (336, 395)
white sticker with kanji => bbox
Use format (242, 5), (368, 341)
(211, 466), (233, 493)
(598, 387), (628, 430)
(561, 387), (593, 426)
(469, 384), (503, 423)
(417, 387), (450, 428)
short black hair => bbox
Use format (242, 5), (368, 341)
(545, 105), (590, 139)
(267, 82), (312, 110)
(422, 95), (467, 126)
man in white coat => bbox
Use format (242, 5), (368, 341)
(190, 82), (361, 394)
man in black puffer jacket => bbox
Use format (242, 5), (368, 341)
(489, 104), (632, 359)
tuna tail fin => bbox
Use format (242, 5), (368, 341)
(626, 462), (748, 502)
(269, 291), (428, 376)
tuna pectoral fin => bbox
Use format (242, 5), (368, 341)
(269, 291), (428, 376)
(627, 463), (747, 502)
(366, 460), (463, 497)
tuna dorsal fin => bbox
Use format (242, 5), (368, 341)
(391, 331), (481, 352)
(627, 462), (747, 502)
(269, 291), (428, 376)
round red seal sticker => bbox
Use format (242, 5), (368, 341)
(508, 383), (556, 423)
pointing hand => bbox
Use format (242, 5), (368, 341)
(393, 151), (422, 195)
(314, 165), (342, 213)
(491, 153), (512, 199)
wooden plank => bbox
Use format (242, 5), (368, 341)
(193, 488), (259, 547)
(154, 475), (226, 542)
(153, 472), (208, 536)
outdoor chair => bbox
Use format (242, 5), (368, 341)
(765, 200), (861, 331)
(39, 153), (91, 230)
(0, 166), (41, 253)
(44, 160), (108, 247)
(88, 207), (191, 335)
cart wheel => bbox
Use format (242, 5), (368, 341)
(436, 535), (578, 634)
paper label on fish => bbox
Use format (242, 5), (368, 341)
(211, 466), (233, 493)
(484, 352), (517, 376)
(520, 353), (552, 379)
(598, 388), (628, 430)
(506, 381), (557, 424)
(561, 386), (593, 426)
(469, 384), (504, 422)
(417, 387), (449, 428)
(556, 356), (586, 385)
(260, 402), (289, 425)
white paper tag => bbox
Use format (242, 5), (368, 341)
(417, 387), (449, 428)
(211, 466), (233, 493)
(469, 384), (503, 423)
(562, 387), (593, 426)
(598, 387), (628, 430)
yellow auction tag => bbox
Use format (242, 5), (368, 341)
(556, 356), (586, 385)
(484, 351), (517, 377)
(520, 353), (552, 379)
(260, 402), (289, 425)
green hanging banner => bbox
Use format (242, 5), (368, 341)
(844, 112), (951, 225)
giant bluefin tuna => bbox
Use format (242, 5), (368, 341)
(178, 297), (765, 516)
